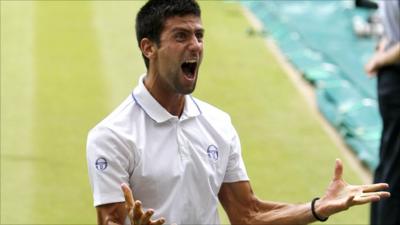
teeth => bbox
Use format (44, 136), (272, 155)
(185, 60), (197, 63)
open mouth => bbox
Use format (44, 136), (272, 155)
(181, 60), (197, 79)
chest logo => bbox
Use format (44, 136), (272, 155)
(207, 145), (219, 161)
(95, 157), (108, 171)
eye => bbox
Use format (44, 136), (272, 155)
(195, 31), (204, 42)
(175, 32), (187, 42)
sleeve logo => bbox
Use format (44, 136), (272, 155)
(95, 157), (108, 171)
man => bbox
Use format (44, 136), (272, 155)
(87, 0), (390, 224)
(365, 0), (400, 224)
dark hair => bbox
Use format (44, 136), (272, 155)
(135, 0), (201, 69)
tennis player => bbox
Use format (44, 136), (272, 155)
(87, 0), (390, 224)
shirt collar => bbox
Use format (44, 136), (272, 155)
(132, 74), (201, 123)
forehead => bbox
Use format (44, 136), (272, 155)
(162, 15), (203, 33)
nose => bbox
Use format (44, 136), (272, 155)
(188, 35), (202, 53)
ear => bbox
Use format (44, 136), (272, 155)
(140, 38), (157, 60)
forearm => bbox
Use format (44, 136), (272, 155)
(247, 200), (316, 225)
(379, 43), (400, 66)
(366, 42), (400, 75)
(223, 197), (318, 225)
(220, 182), (323, 225)
(96, 202), (127, 225)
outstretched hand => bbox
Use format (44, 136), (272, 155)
(316, 159), (390, 219)
(121, 184), (165, 225)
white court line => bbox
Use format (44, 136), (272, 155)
(241, 6), (372, 184)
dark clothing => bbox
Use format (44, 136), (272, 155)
(355, 0), (378, 9)
(371, 64), (400, 225)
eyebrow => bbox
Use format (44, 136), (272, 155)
(171, 27), (205, 34)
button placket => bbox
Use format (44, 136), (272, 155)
(176, 121), (189, 160)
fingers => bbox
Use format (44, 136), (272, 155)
(121, 183), (135, 208)
(135, 207), (166, 225)
(353, 192), (382, 205)
(361, 183), (389, 193)
(350, 191), (391, 206)
(151, 218), (166, 225)
(121, 184), (166, 225)
(140, 209), (154, 224)
(134, 200), (145, 224)
(121, 184), (144, 225)
(360, 192), (390, 199)
(333, 159), (343, 181)
(365, 56), (379, 77)
(360, 191), (391, 199)
(121, 183), (137, 224)
(378, 191), (391, 199)
(365, 62), (375, 76)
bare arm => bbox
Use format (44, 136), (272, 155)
(96, 184), (165, 225)
(365, 40), (400, 76)
(219, 181), (315, 225)
(382, 42), (400, 64)
(219, 159), (390, 225)
(96, 202), (127, 225)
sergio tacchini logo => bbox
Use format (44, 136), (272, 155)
(207, 145), (219, 161)
(95, 157), (108, 171)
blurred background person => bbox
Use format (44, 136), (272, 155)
(365, 1), (400, 224)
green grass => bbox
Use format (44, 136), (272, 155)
(1, 1), (368, 224)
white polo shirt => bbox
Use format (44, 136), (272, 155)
(87, 75), (249, 225)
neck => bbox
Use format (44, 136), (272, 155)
(144, 74), (185, 117)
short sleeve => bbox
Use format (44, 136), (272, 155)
(86, 126), (133, 206)
(223, 128), (249, 183)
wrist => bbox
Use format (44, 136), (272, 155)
(311, 197), (329, 222)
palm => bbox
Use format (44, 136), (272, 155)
(319, 159), (390, 217)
